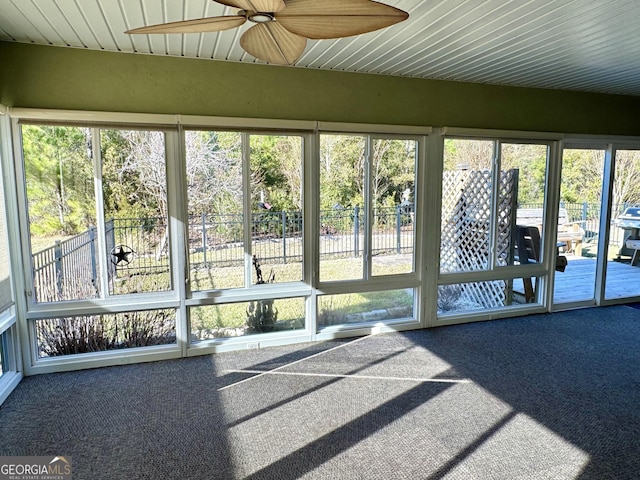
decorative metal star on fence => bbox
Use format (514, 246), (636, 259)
(110, 245), (134, 266)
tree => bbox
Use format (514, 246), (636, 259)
(319, 134), (366, 210)
(23, 125), (94, 236)
(250, 135), (302, 212)
(444, 138), (494, 172)
(560, 149), (604, 204)
(612, 150), (640, 210)
(114, 130), (169, 219)
(371, 139), (416, 208)
(186, 130), (243, 217)
(501, 143), (548, 204)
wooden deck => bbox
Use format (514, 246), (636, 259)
(516, 256), (640, 304)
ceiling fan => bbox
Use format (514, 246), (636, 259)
(126, 0), (409, 65)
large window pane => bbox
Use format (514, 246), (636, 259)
(441, 140), (544, 275)
(319, 134), (366, 282)
(36, 309), (176, 357)
(191, 298), (305, 340)
(439, 141), (550, 312)
(371, 139), (416, 276)
(441, 139), (494, 273)
(101, 129), (171, 295)
(505, 143), (548, 269)
(186, 131), (244, 290)
(318, 289), (414, 327)
(23, 125), (100, 303)
(250, 135), (303, 284)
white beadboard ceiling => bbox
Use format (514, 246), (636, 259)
(2, 0), (640, 97)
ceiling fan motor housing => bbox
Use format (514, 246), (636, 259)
(242, 10), (275, 23)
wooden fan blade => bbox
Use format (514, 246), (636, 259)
(126, 15), (246, 34)
(276, 0), (409, 40)
(240, 23), (306, 65)
(214, 0), (286, 13)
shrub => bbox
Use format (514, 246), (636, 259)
(38, 309), (176, 357)
(246, 255), (278, 333)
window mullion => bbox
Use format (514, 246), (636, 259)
(242, 133), (253, 288)
(364, 135), (372, 280)
(92, 128), (109, 299)
(489, 140), (501, 269)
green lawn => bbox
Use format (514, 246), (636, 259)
(189, 256), (414, 339)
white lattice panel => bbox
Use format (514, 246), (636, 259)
(440, 169), (518, 308)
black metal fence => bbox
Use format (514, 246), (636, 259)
(32, 226), (100, 302)
(29, 201), (640, 302)
(189, 206), (415, 268)
(32, 217), (169, 302)
(34, 202), (640, 301)
(32, 206), (415, 301)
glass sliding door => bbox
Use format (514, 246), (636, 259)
(605, 149), (640, 300)
(553, 148), (605, 305)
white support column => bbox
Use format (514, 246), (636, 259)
(92, 128), (108, 300)
(543, 140), (563, 310)
(412, 132), (430, 328)
(363, 135), (372, 280)
(488, 140), (502, 269)
(7, 118), (36, 374)
(423, 129), (444, 328)
(0, 109), (24, 389)
(304, 131), (318, 340)
(242, 133), (253, 288)
(595, 143), (615, 304)
(166, 127), (189, 356)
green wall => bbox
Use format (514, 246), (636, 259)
(2, 41), (640, 135)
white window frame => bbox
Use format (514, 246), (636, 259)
(435, 128), (564, 325)
(6, 109), (435, 369)
(0, 110), (22, 403)
(11, 112), (185, 374)
(314, 125), (430, 339)
(555, 136), (640, 310)
(184, 128), (315, 355)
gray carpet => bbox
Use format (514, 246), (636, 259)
(1, 306), (640, 479)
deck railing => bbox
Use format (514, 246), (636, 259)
(519, 202), (638, 246)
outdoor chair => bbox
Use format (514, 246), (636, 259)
(514, 225), (567, 302)
(516, 207), (585, 254)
